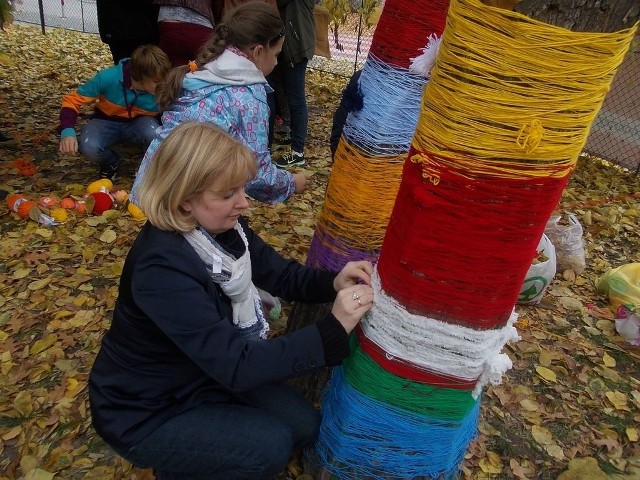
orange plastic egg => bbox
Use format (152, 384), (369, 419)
(7, 193), (28, 212)
(60, 197), (76, 209)
(38, 196), (60, 208)
(17, 200), (36, 219)
(75, 200), (87, 214)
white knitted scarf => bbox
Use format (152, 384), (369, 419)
(183, 223), (269, 339)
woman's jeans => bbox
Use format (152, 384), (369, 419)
(79, 117), (159, 168)
(119, 383), (320, 480)
(268, 59), (309, 153)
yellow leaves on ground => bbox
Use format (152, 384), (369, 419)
(531, 425), (565, 460)
(556, 457), (607, 480)
(479, 451), (503, 474)
(1, 22), (640, 480)
(605, 390), (629, 411)
(30, 334), (57, 355)
(535, 365), (557, 383)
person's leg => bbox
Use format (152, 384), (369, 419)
(243, 383), (320, 451)
(78, 119), (122, 178)
(281, 59), (309, 155)
(158, 22), (213, 68)
(108, 41), (138, 65)
(121, 402), (296, 480)
(121, 116), (160, 148)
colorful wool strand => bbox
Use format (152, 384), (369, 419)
(369, 0), (449, 68)
(315, 367), (480, 480)
(362, 269), (520, 397)
(344, 334), (478, 419)
(377, 154), (571, 327)
(342, 55), (428, 155)
(413, 0), (638, 171)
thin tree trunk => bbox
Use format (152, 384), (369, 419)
(286, 302), (334, 403)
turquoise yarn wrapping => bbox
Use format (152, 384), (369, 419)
(315, 368), (480, 479)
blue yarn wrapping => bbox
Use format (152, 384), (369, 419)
(342, 54), (429, 157)
(314, 368), (480, 479)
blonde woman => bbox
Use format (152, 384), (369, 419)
(89, 122), (374, 479)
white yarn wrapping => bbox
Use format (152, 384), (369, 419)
(362, 269), (520, 398)
(409, 34), (442, 78)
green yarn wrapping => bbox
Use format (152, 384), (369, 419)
(343, 335), (479, 421)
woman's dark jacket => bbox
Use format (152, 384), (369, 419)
(89, 218), (348, 452)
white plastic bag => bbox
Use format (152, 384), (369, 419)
(544, 214), (586, 274)
(518, 234), (557, 305)
(615, 305), (640, 346)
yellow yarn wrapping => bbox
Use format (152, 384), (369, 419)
(318, 139), (404, 250)
(412, 0), (638, 179)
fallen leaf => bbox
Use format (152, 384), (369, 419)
(535, 366), (557, 383)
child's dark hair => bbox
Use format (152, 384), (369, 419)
(129, 44), (172, 82)
(155, 1), (284, 110)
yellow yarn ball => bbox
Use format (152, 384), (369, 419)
(50, 208), (68, 222)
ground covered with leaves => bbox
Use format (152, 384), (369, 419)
(0, 24), (639, 480)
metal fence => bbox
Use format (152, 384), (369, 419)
(12, 1), (640, 174)
(583, 38), (640, 174)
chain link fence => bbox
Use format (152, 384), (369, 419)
(583, 37), (640, 174)
(12, 1), (639, 174)
(309, 12), (374, 77)
(12, 0), (98, 34)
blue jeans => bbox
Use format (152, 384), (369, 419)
(79, 117), (159, 168)
(268, 59), (308, 153)
(119, 383), (320, 480)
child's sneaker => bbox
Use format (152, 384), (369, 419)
(98, 162), (120, 181)
(274, 150), (305, 168)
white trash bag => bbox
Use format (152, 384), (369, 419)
(544, 214), (586, 275)
(518, 234), (557, 305)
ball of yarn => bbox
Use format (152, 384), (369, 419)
(89, 191), (114, 215)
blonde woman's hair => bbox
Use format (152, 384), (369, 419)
(155, 1), (284, 110)
(129, 44), (171, 82)
(138, 122), (257, 232)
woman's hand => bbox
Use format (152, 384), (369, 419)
(331, 284), (374, 334)
(333, 260), (373, 292)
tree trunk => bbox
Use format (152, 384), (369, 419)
(514, 0), (639, 31)
(286, 302), (334, 404)
(287, 0), (639, 404)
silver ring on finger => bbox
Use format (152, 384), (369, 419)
(352, 292), (360, 300)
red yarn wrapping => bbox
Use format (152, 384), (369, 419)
(369, 0), (450, 69)
(356, 328), (476, 389)
(376, 149), (570, 328)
